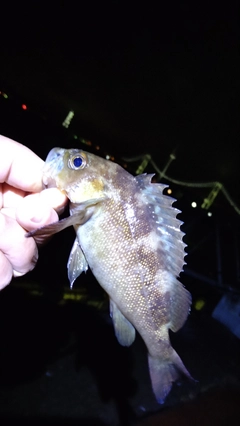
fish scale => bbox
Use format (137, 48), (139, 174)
(28, 147), (193, 404)
(76, 199), (150, 317)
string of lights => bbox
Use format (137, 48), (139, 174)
(1, 87), (240, 295)
(1, 88), (240, 216)
(124, 153), (240, 215)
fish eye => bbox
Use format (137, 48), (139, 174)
(68, 153), (88, 170)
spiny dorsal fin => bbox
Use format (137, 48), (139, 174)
(135, 175), (191, 331)
(135, 174), (187, 276)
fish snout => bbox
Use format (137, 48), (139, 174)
(45, 147), (64, 163)
(42, 148), (65, 189)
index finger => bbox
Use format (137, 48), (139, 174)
(0, 135), (44, 193)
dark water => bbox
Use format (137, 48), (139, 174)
(0, 281), (240, 426)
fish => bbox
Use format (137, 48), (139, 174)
(28, 147), (193, 403)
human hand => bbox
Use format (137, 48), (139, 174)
(0, 135), (67, 290)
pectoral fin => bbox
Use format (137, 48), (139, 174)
(110, 299), (136, 347)
(26, 211), (87, 245)
(26, 196), (106, 245)
(67, 237), (88, 288)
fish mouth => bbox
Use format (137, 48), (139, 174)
(42, 172), (56, 188)
(42, 147), (65, 189)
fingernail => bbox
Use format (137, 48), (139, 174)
(32, 252), (39, 264)
(12, 270), (24, 278)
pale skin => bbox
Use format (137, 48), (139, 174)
(0, 135), (67, 290)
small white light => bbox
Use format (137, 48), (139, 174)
(106, 155), (110, 160)
(191, 201), (197, 208)
(167, 188), (172, 195)
(207, 212), (212, 217)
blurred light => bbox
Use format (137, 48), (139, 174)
(73, 134), (78, 140)
(21, 104), (27, 110)
(136, 157), (149, 174)
(62, 110), (74, 128)
(106, 155), (110, 160)
(167, 188), (172, 195)
(3, 92), (8, 99)
(207, 212), (213, 217)
(29, 290), (42, 297)
(194, 299), (205, 311)
(191, 201), (197, 208)
(63, 293), (84, 301)
(201, 183), (222, 209)
(95, 145), (100, 150)
(110, 156), (115, 161)
(80, 138), (92, 146)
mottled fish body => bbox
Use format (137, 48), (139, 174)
(31, 147), (192, 403)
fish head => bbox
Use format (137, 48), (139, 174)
(43, 147), (119, 204)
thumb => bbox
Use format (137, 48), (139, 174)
(16, 189), (67, 232)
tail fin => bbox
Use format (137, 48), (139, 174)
(148, 350), (193, 404)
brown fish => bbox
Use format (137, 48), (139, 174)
(29, 147), (192, 403)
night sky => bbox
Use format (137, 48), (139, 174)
(0, 2), (239, 198)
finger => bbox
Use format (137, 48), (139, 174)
(16, 189), (67, 232)
(0, 135), (44, 192)
(0, 212), (38, 279)
(38, 188), (68, 215)
(1, 183), (25, 209)
(0, 250), (13, 290)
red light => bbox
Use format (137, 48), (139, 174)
(22, 104), (27, 110)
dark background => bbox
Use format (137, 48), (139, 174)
(0, 2), (240, 425)
(1, 0), (239, 291)
(0, 2), (239, 188)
